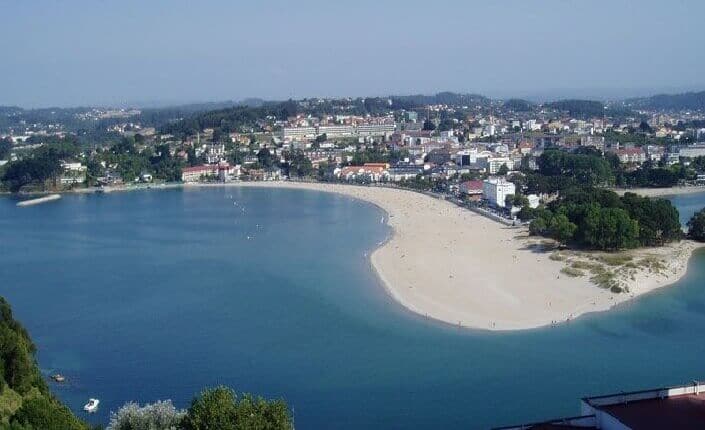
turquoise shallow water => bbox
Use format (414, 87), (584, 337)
(2, 188), (705, 429)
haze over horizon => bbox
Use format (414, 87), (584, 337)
(3, 0), (705, 108)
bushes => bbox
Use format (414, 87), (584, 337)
(108, 387), (293, 430)
(107, 400), (185, 430)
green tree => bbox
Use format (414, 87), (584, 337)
(256, 148), (274, 168)
(11, 396), (88, 430)
(497, 163), (509, 176)
(0, 137), (12, 160)
(583, 207), (639, 250)
(687, 208), (705, 242)
(529, 215), (549, 236)
(182, 386), (292, 430)
(183, 387), (239, 430)
(314, 133), (327, 144)
(547, 214), (577, 245)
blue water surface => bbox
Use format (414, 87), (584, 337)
(1, 187), (705, 429)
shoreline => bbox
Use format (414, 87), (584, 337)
(613, 186), (705, 197)
(189, 181), (703, 331)
(5, 180), (702, 331)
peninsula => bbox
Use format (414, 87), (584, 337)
(195, 181), (701, 331)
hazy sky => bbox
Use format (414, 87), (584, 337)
(2, 0), (705, 107)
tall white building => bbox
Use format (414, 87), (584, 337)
(483, 178), (516, 208)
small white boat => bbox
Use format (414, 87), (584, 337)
(83, 398), (99, 413)
(50, 373), (66, 383)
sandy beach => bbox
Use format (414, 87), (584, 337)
(188, 181), (703, 331)
(613, 186), (705, 197)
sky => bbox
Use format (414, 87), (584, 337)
(2, 0), (705, 108)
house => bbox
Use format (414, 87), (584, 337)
(248, 167), (281, 181)
(181, 163), (238, 182)
(59, 161), (87, 185)
(336, 163), (389, 182)
(387, 166), (423, 182)
(459, 180), (484, 201)
(182, 165), (217, 182)
(526, 194), (540, 209)
(613, 147), (647, 164)
(205, 143), (226, 164)
(427, 148), (451, 165)
(98, 169), (123, 185)
(483, 178), (516, 208)
(481, 156), (513, 174)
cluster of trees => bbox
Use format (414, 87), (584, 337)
(107, 387), (292, 430)
(516, 149), (614, 195)
(544, 99), (605, 118)
(0, 134), (189, 191)
(527, 188), (682, 250)
(615, 163), (687, 188)
(1, 139), (80, 191)
(160, 101), (300, 137)
(347, 147), (408, 166)
(516, 149), (699, 195)
(97, 137), (184, 183)
(502, 99), (534, 112)
(281, 149), (313, 178)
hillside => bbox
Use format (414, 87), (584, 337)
(625, 90), (705, 111)
(543, 99), (605, 118)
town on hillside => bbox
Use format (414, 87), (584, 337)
(2, 93), (705, 221)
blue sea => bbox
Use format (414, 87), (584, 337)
(2, 187), (705, 429)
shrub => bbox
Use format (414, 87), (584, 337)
(560, 267), (585, 277)
(107, 400), (185, 430)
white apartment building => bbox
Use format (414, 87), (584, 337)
(317, 125), (354, 138)
(483, 178), (516, 208)
(356, 124), (396, 136)
(483, 156), (513, 174)
(205, 144), (226, 164)
(678, 143), (705, 158)
(282, 127), (317, 140)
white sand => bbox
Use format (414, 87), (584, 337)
(191, 182), (702, 331)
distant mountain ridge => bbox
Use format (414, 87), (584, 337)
(625, 90), (705, 110)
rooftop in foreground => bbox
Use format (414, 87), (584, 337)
(494, 380), (705, 430)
